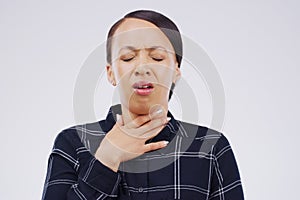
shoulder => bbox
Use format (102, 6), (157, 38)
(176, 120), (231, 154)
(177, 120), (223, 139)
(53, 120), (107, 155)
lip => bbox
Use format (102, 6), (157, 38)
(132, 81), (154, 96)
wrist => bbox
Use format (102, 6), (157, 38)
(97, 154), (120, 172)
(95, 140), (121, 172)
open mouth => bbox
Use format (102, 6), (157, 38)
(132, 81), (154, 96)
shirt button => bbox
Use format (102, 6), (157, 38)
(138, 187), (143, 193)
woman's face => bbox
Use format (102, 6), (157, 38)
(107, 18), (181, 115)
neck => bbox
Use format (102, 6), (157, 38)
(120, 103), (168, 125)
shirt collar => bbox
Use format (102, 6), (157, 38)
(102, 104), (179, 142)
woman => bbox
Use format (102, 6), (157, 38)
(42, 10), (244, 199)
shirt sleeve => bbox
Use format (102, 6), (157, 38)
(209, 134), (244, 200)
(42, 130), (121, 199)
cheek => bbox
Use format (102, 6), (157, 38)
(113, 62), (133, 81)
(155, 63), (176, 85)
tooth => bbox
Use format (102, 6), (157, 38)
(136, 85), (151, 89)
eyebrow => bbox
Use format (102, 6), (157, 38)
(118, 46), (168, 54)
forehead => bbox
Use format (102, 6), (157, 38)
(111, 18), (174, 53)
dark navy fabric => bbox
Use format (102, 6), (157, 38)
(42, 104), (244, 199)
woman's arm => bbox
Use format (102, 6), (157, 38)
(209, 134), (244, 200)
(42, 131), (121, 200)
(42, 110), (169, 199)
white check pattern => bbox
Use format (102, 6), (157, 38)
(42, 105), (244, 200)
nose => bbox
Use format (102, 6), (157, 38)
(134, 65), (151, 76)
(134, 52), (151, 76)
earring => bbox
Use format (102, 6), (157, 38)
(170, 82), (176, 91)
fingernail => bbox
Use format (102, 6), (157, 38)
(163, 141), (169, 145)
(150, 108), (163, 119)
(155, 108), (163, 115)
(152, 108), (163, 117)
(149, 105), (164, 118)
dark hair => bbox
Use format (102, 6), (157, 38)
(106, 10), (183, 100)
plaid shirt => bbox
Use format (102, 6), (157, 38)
(42, 104), (244, 199)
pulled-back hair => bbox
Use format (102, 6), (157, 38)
(106, 10), (182, 67)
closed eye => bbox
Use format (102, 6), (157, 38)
(122, 57), (134, 62)
(152, 57), (163, 62)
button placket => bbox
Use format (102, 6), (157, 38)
(138, 187), (144, 193)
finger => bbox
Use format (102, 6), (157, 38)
(137, 117), (171, 137)
(116, 122), (164, 142)
(124, 115), (152, 129)
(142, 125), (166, 139)
(102, 134), (142, 158)
(149, 105), (165, 120)
(143, 141), (169, 152)
(124, 106), (165, 129)
(116, 114), (124, 126)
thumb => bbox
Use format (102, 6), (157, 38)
(116, 114), (124, 126)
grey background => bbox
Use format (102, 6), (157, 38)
(1, 0), (299, 199)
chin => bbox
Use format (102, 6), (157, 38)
(130, 100), (168, 116)
(120, 99), (154, 115)
(120, 91), (168, 114)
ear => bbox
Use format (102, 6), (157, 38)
(106, 64), (116, 86)
(172, 62), (181, 83)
